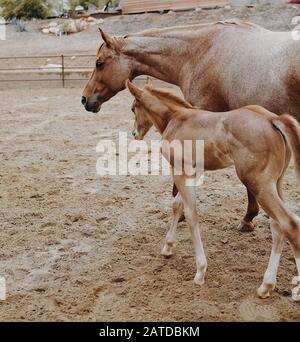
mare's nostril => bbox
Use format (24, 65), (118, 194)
(81, 96), (87, 105)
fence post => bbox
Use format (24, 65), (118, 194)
(61, 54), (65, 88)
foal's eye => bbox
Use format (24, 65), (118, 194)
(96, 61), (104, 69)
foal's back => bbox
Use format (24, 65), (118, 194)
(163, 105), (286, 173)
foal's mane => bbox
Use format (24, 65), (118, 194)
(146, 87), (195, 109)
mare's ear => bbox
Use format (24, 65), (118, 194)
(126, 80), (142, 99)
(99, 28), (117, 49)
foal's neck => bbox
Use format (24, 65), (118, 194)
(143, 101), (178, 135)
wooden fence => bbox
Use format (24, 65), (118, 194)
(122, 0), (228, 14)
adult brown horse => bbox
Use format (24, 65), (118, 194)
(82, 19), (300, 231)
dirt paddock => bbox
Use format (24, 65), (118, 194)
(0, 85), (299, 322)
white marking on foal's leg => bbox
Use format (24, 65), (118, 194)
(292, 257), (300, 302)
(257, 250), (281, 299)
(162, 193), (183, 257)
(173, 176), (207, 285)
(184, 207), (207, 285)
(257, 220), (284, 299)
(296, 257), (300, 277)
(191, 222), (207, 286)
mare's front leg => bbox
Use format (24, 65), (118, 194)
(162, 192), (183, 257)
(238, 188), (259, 232)
(174, 175), (207, 285)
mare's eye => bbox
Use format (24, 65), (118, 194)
(96, 61), (104, 69)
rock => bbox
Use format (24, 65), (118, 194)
(49, 21), (58, 28)
(75, 5), (84, 12)
(224, 5), (231, 10)
(167, 10), (175, 14)
(42, 28), (50, 34)
(221, 237), (229, 244)
(194, 7), (202, 12)
(62, 20), (77, 34)
(97, 18), (104, 25)
(49, 27), (61, 36)
(75, 19), (88, 32)
(70, 56), (76, 60)
(87, 16), (97, 22)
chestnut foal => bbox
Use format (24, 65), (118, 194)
(126, 80), (300, 299)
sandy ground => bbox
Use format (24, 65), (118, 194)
(0, 86), (300, 322)
(1, 3), (300, 322)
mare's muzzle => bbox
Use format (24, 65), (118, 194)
(82, 94), (103, 113)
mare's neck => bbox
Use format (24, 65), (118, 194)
(123, 34), (190, 86)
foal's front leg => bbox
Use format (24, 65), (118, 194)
(162, 192), (183, 257)
(174, 175), (207, 285)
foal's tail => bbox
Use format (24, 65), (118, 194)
(272, 114), (300, 182)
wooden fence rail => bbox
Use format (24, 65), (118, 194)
(122, 0), (228, 14)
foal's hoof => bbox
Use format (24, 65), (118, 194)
(161, 244), (173, 258)
(257, 283), (275, 299)
(238, 220), (256, 233)
(194, 273), (205, 286)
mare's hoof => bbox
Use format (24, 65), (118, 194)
(238, 220), (256, 232)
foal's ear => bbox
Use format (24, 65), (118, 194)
(126, 80), (142, 99)
(99, 28), (116, 49)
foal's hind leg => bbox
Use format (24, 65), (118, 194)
(257, 219), (284, 298)
(162, 192), (183, 257)
(238, 188), (259, 232)
(255, 189), (300, 299)
(257, 173), (289, 298)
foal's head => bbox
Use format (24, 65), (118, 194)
(127, 79), (196, 139)
(127, 80), (153, 140)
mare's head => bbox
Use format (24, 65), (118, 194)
(82, 29), (133, 113)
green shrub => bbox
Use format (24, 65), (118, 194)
(0, 0), (50, 20)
